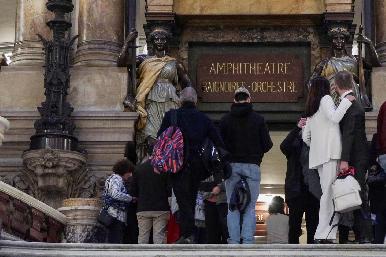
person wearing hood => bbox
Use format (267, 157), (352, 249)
(220, 87), (273, 244)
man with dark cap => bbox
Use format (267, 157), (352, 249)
(220, 86), (273, 244)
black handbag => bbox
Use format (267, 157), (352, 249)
(97, 208), (114, 227)
(199, 138), (232, 179)
(367, 163), (386, 185)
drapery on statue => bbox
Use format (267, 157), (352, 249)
(310, 24), (381, 109)
(118, 27), (192, 160)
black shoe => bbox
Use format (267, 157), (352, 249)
(175, 235), (195, 244)
(314, 239), (335, 244)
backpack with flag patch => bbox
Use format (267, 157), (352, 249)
(151, 110), (184, 174)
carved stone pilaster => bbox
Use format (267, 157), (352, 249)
(0, 116), (10, 146)
(18, 149), (97, 209)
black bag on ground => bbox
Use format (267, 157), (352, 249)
(97, 208), (114, 227)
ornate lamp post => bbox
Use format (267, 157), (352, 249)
(30, 0), (79, 151)
(20, 0), (96, 210)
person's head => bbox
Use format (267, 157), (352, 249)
(268, 196), (285, 215)
(145, 136), (156, 156)
(333, 70), (354, 96)
(328, 25), (350, 52)
(234, 86), (251, 103)
(305, 77), (331, 117)
(112, 159), (135, 181)
(180, 87), (198, 105)
(149, 27), (171, 52)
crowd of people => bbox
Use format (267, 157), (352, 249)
(99, 71), (386, 244)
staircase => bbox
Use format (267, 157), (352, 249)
(1, 240), (386, 257)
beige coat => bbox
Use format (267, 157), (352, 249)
(302, 95), (352, 169)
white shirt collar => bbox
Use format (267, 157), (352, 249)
(340, 90), (353, 100)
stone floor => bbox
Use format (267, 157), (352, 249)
(1, 240), (386, 257)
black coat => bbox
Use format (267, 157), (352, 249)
(130, 160), (171, 212)
(220, 103), (272, 165)
(158, 102), (224, 159)
(340, 95), (369, 185)
(368, 134), (386, 213)
(280, 127), (304, 201)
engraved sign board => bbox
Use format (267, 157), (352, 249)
(197, 54), (304, 103)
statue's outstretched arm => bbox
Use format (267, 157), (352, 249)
(177, 62), (192, 89)
(308, 59), (328, 86)
(117, 30), (138, 67)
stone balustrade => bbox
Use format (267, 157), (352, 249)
(0, 181), (66, 242)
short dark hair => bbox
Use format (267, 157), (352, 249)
(113, 159), (135, 176)
(268, 196), (285, 214)
(334, 70), (353, 90)
(234, 92), (249, 102)
(305, 77), (331, 117)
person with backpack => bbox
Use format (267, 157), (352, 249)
(220, 86), (273, 244)
(157, 87), (224, 244)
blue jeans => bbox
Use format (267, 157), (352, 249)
(225, 163), (260, 244)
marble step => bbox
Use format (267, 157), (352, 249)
(1, 240), (386, 257)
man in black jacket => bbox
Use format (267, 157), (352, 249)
(280, 118), (320, 244)
(131, 137), (171, 244)
(158, 87), (224, 243)
(220, 87), (272, 244)
(335, 70), (372, 243)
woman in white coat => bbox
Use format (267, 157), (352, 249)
(302, 77), (355, 243)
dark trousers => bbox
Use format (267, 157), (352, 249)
(287, 192), (319, 244)
(204, 201), (229, 244)
(374, 209), (386, 244)
(107, 219), (125, 243)
(124, 204), (139, 244)
(350, 165), (373, 243)
(171, 161), (201, 238)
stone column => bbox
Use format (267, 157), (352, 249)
(11, 0), (52, 66)
(375, 0), (386, 65)
(74, 0), (124, 66)
(58, 198), (103, 243)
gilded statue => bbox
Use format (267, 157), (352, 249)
(118, 27), (192, 160)
(310, 25), (381, 108)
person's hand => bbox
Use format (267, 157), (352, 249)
(345, 95), (356, 102)
(297, 118), (307, 128)
(211, 186), (221, 195)
(339, 161), (349, 172)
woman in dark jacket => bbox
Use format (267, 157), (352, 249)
(368, 133), (386, 243)
(280, 118), (320, 244)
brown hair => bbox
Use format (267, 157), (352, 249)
(334, 70), (353, 90)
(305, 77), (331, 117)
(113, 159), (135, 176)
